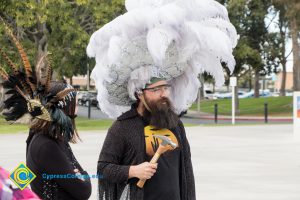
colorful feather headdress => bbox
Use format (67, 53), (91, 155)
(0, 17), (76, 139)
(87, 0), (238, 118)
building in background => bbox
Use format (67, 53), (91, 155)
(65, 75), (95, 90)
(274, 72), (293, 91)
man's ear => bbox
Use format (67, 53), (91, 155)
(135, 90), (143, 99)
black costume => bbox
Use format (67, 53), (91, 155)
(26, 133), (91, 200)
(97, 104), (195, 200)
(0, 19), (91, 200)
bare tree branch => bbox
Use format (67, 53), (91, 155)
(285, 49), (293, 59)
(266, 14), (278, 30)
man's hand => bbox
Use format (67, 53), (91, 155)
(128, 162), (157, 180)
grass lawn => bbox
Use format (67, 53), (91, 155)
(0, 118), (29, 134)
(190, 96), (293, 116)
(75, 117), (113, 131)
(0, 116), (197, 134)
(0, 116), (113, 134)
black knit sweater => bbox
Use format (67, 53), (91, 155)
(97, 105), (196, 200)
(26, 134), (92, 200)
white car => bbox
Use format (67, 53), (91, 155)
(239, 90), (271, 98)
(239, 91), (254, 98)
(215, 91), (246, 99)
(204, 90), (215, 99)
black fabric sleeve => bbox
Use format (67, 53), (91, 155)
(37, 141), (92, 200)
(179, 121), (196, 200)
(97, 121), (130, 184)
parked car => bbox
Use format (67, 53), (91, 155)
(215, 91), (246, 99)
(271, 92), (280, 97)
(260, 89), (271, 97)
(77, 91), (98, 107)
(77, 91), (89, 102)
(239, 91), (254, 98)
(239, 89), (271, 98)
(204, 90), (216, 100)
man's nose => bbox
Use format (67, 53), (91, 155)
(160, 89), (168, 98)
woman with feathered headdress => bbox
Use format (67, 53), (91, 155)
(0, 18), (91, 200)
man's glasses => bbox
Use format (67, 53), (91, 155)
(143, 84), (171, 95)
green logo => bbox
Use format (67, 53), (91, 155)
(9, 163), (36, 190)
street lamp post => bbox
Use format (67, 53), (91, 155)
(230, 77), (237, 125)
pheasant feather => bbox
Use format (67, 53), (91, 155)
(0, 47), (33, 97)
(46, 88), (76, 107)
(0, 66), (9, 80)
(0, 47), (18, 74)
(45, 59), (53, 93)
(0, 17), (36, 94)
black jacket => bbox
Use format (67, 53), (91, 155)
(26, 134), (92, 200)
(97, 105), (196, 200)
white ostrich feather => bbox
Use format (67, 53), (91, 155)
(87, 0), (238, 118)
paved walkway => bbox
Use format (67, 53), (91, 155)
(1, 124), (299, 200)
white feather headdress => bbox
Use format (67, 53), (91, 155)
(87, 0), (238, 118)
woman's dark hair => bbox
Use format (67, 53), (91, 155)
(30, 81), (80, 143)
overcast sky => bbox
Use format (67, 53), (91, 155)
(266, 11), (293, 72)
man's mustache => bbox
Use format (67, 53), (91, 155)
(143, 97), (179, 129)
(157, 97), (169, 105)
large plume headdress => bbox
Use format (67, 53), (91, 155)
(87, 0), (238, 118)
(0, 17), (77, 141)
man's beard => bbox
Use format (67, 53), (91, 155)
(143, 97), (179, 129)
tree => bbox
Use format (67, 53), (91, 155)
(0, 0), (126, 80)
(214, 0), (282, 117)
(219, 0), (272, 114)
(273, 0), (300, 90)
(215, 0), (249, 112)
(246, 0), (274, 97)
(267, 3), (289, 96)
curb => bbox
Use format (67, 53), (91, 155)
(184, 114), (293, 122)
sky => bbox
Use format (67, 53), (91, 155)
(266, 11), (294, 72)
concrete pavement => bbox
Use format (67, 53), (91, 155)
(0, 124), (300, 200)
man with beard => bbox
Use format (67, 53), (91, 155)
(89, 0), (237, 199)
(97, 77), (196, 200)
